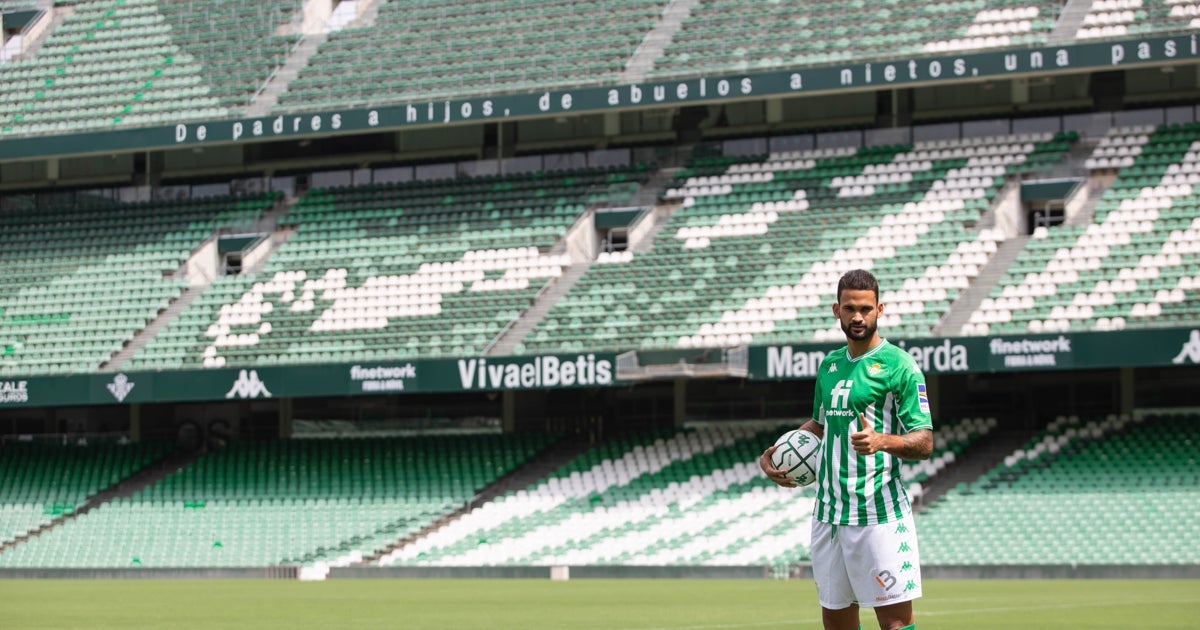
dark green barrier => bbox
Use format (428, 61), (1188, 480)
(0, 352), (617, 408)
(751, 327), (1200, 379)
(0, 35), (1195, 160)
(1, 327), (1195, 408)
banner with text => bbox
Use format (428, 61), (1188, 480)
(0, 352), (618, 409)
(751, 327), (1200, 380)
(1, 328), (1196, 408)
(0, 34), (1195, 161)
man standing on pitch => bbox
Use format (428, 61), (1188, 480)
(760, 268), (934, 630)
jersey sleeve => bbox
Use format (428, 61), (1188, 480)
(812, 358), (829, 425)
(812, 380), (825, 426)
(893, 359), (933, 433)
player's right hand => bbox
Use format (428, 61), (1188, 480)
(759, 446), (797, 488)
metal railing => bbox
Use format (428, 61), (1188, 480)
(247, 33), (309, 110)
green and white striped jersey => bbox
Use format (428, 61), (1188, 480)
(812, 339), (933, 526)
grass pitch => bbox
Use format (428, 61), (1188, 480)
(1, 578), (1197, 629)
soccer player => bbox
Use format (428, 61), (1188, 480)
(760, 269), (934, 630)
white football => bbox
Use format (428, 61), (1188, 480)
(770, 429), (821, 487)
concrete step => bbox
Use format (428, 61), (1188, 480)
(1046, 0), (1095, 45)
(935, 234), (1031, 336)
(362, 434), (594, 565)
(619, 0), (702, 83)
(245, 33), (327, 117)
(0, 448), (197, 556)
(100, 284), (207, 372)
(487, 263), (591, 356)
(914, 427), (1037, 511)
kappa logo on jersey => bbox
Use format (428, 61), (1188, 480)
(225, 369), (272, 399)
(831, 380), (853, 408)
(106, 373), (134, 402)
(917, 383), (930, 413)
(828, 362), (838, 373)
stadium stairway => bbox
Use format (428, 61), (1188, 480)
(491, 166), (681, 355)
(620, 0), (702, 84)
(361, 434), (595, 564)
(911, 426), (1035, 510)
(486, 262), (591, 356)
(103, 201), (295, 372)
(0, 444), (190, 556)
(1046, 0), (1097, 45)
(1065, 173), (1115, 228)
(5, 4), (68, 62)
(919, 412), (1200, 565)
(348, 0), (389, 29)
(68, 447), (198, 508)
(935, 234), (1030, 336)
(101, 285), (207, 372)
(246, 33), (328, 117)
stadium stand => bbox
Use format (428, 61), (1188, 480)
(651, 0), (1062, 78)
(276, 0), (664, 109)
(0, 192), (277, 376)
(519, 132), (1071, 354)
(0, 433), (554, 568)
(0, 439), (171, 546)
(964, 122), (1200, 335)
(377, 417), (993, 569)
(1, 0), (1196, 137)
(0, 0), (226, 136)
(1075, 0), (1198, 40)
(919, 412), (1200, 565)
(1, 0), (1199, 587)
(380, 423), (813, 568)
(129, 163), (649, 368)
(153, 0), (301, 112)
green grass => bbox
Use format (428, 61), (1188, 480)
(1, 579), (1198, 629)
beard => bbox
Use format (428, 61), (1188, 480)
(841, 319), (876, 341)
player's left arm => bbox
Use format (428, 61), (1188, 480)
(850, 359), (934, 460)
(851, 416), (933, 460)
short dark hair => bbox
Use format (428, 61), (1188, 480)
(837, 268), (879, 302)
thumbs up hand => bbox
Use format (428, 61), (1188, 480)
(851, 412), (883, 455)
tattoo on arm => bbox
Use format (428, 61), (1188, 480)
(887, 429), (933, 461)
(798, 419), (823, 440)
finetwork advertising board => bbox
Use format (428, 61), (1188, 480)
(1, 328), (1197, 408)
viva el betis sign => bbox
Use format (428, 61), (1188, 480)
(0, 329), (1195, 408)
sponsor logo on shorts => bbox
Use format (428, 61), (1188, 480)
(875, 570), (897, 591)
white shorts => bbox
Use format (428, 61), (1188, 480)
(810, 512), (923, 610)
